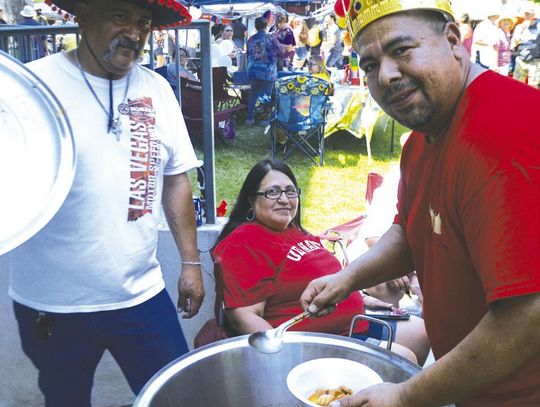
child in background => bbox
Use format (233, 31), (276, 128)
(272, 13), (296, 70)
(308, 55), (331, 82)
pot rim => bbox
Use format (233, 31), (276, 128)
(134, 332), (420, 406)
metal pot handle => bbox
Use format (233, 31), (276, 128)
(348, 314), (394, 350)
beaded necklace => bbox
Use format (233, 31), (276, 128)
(74, 50), (131, 141)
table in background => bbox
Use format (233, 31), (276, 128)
(325, 83), (393, 163)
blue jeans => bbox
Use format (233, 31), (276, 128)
(246, 78), (274, 121)
(13, 289), (188, 407)
(326, 47), (344, 69)
(352, 319), (397, 342)
(295, 45), (308, 60)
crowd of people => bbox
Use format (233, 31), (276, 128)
(204, 6), (540, 128)
(1, 2), (79, 62)
(462, 7), (540, 86)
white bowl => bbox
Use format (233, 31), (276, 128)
(287, 358), (383, 406)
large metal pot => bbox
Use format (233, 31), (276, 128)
(135, 332), (421, 407)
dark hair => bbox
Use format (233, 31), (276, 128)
(170, 46), (188, 60)
(255, 16), (267, 31)
(306, 17), (316, 29)
(459, 13), (470, 24)
(211, 23), (224, 40)
(216, 159), (303, 245)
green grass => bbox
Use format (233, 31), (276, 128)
(191, 115), (408, 235)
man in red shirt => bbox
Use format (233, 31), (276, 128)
(300, 1), (540, 406)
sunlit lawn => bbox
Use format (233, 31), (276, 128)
(192, 115), (408, 235)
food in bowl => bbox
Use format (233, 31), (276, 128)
(287, 358), (383, 407)
(308, 385), (353, 406)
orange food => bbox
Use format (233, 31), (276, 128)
(308, 386), (353, 406)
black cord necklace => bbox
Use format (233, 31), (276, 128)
(75, 40), (131, 140)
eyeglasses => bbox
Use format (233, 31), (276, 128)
(254, 187), (301, 200)
(224, 29), (233, 32)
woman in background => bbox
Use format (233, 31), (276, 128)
(245, 17), (290, 125)
(292, 17), (309, 69)
(458, 13), (474, 56)
(497, 16), (516, 76)
(166, 47), (197, 88)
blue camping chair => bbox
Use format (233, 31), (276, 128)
(270, 74), (332, 166)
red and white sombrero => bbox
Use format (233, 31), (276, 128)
(44, 0), (192, 29)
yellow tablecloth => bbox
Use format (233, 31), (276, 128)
(325, 83), (388, 163)
(325, 85), (365, 138)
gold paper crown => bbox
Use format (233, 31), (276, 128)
(347, 0), (454, 39)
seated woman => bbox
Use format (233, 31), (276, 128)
(213, 159), (429, 364)
(166, 47), (197, 88)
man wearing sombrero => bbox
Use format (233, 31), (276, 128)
(301, 1), (540, 406)
(8, 1), (204, 405)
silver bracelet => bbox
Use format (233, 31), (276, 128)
(181, 261), (202, 266)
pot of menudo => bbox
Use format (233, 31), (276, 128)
(135, 332), (423, 407)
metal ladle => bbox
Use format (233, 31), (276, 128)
(248, 311), (311, 354)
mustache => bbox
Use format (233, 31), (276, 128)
(103, 36), (142, 62)
(381, 79), (421, 105)
(111, 36), (141, 52)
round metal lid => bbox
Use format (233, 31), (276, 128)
(0, 51), (75, 255)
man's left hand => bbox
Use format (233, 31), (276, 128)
(329, 383), (408, 407)
(177, 265), (205, 318)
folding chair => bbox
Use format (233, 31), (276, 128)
(270, 74), (332, 166)
(365, 172), (384, 205)
(180, 77), (242, 147)
(319, 172), (384, 264)
(193, 263), (238, 349)
(212, 66), (245, 110)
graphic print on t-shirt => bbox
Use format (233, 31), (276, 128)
(126, 97), (161, 221)
(429, 205), (442, 235)
(286, 239), (323, 261)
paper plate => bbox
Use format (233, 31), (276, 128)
(0, 51), (75, 255)
(287, 358), (383, 407)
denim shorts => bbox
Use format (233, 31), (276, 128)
(352, 318), (397, 345)
(13, 289), (188, 407)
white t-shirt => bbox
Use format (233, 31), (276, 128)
(8, 53), (201, 313)
(471, 19), (501, 70)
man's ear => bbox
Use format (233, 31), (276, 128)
(73, 3), (91, 29)
(444, 22), (465, 60)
